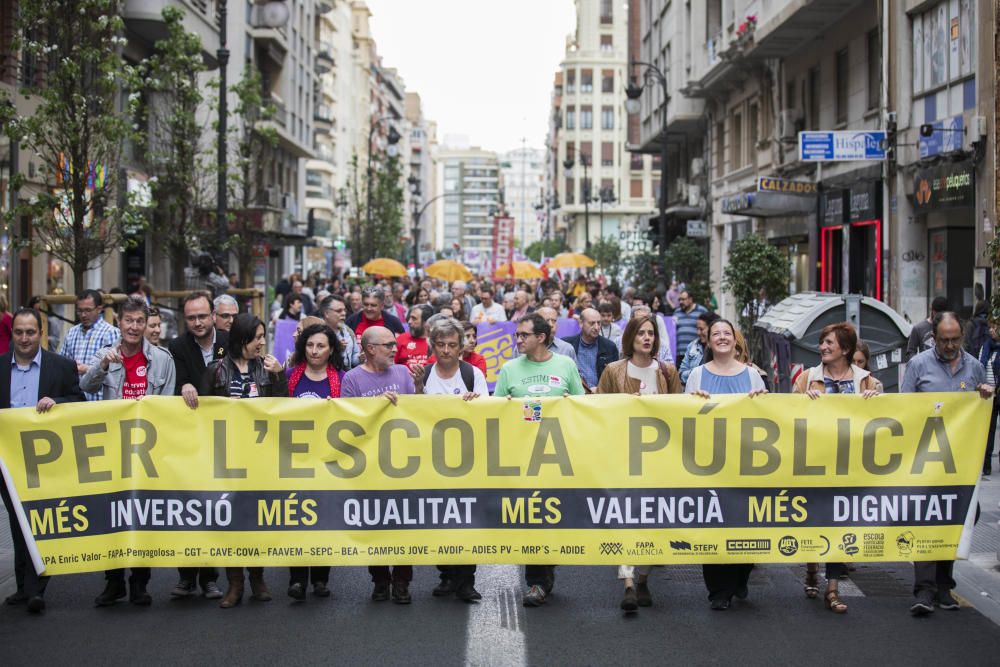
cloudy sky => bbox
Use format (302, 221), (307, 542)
(366, 0), (576, 154)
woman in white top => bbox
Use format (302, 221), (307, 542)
(686, 319), (767, 611)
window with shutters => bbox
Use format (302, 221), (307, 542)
(581, 69), (593, 93)
(601, 106), (614, 130)
(601, 142), (614, 166)
(601, 70), (614, 93)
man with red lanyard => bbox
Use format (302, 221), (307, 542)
(81, 296), (176, 607)
(346, 286), (405, 343)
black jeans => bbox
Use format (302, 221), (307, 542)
(437, 565), (476, 586)
(368, 566), (412, 583)
(1, 476), (49, 598)
(826, 562), (846, 580)
(913, 561), (955, 596)
(289, 567), (330, 586)
(106, 568), (151, 585)
(985, 400), (1000, 471)
(177, 567), (218, 588)
(703, 563), (753, 600)
(525, 565), (555, 589)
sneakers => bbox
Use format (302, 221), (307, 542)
(523, 585), (547, 607)
(455, 581), (482, 602)
(432, 579), (456, 597)
(288, 582), (306, 601)
(203, 581), (223, 599)
(636, 582), (653, 607)
(910, 590), (935, 615)
(371, 582), (390, 602)
(313, 582), (331, 598)
(709, 596), (731, 611)
(391, 581), (412, 605)
(620, 587), (638, 612)
(26, 596), (45, 614)
(95, 580), (127, 607)
(171, 580), (196, 598)
(936, 591), (961, 610)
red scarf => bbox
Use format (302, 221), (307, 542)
(288, 364), (341, 398)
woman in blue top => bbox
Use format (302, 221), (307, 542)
(686, 319), (768, 611)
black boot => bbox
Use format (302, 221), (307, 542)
(129, 574), (152, 606)
(95, 578), (127, 607)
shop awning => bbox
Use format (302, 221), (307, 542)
(720, 191), (816, 218)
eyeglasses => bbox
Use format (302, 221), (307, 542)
(515, 332), (540, 339)
(937, 337), (963, 347)
(215, 313), (235, 320)
(373, 341), (397, 349)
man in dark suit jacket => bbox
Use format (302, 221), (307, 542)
(166, 292), (228, 599)
(1, 308), (84, 614)
(563, 307), (618, 392)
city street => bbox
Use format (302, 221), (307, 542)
(3, 479), (1000, 666)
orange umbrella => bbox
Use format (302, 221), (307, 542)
(361, 258), (407, 277)
(425, 259), (473, 282)
(494, 261), (544, 279)
(547, 252), (596, 269)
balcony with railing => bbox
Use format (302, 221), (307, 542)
(315, 49), (334, 74)
(313, 104), (333, 134)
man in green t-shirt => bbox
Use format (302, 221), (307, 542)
(493, 313), (584, 608)
(494, 313), (585, 398)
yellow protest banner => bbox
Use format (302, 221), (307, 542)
(0, 393), (988, 575)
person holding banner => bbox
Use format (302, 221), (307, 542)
(686, 319), (767, 611)
(596, 314), (681, 612)
(902, 312), (993, 616)
(81, 297), (176, 607)
(421, 317), (488, 602)
(284, 323), (345, 601)
(342, 326), (419, 604)
(793, 322), (882, 614)
(493, 313), (585, 608)
(201, 313), (288, 608)
(1, 308), (84, 614)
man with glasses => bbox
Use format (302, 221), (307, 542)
(342, 326), (419, 604)
(167, 292), (229, 600)
(902, 311), (993, 616)
(59, 289), (120, 401)
(493, 313), (584, 608)
(320, 294), (360, 369)
(213, 294), (240, 333)
(346, 286), (405, 341)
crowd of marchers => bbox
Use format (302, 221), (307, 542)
(0, 275), (993, 617)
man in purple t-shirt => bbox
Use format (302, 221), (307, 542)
(341, 325), (419, 604)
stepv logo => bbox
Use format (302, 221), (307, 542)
(778, 536), (798, 557)
(670, 541), (692, 551)
(896, 531), (914, 555)
(600, 542), (623, 556)
(839, 533), (859, 556)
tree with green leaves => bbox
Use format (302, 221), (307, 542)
(0, 0), (143, 294)
(524, 237), (568, 263)
(226, 68), (280, 289)
(722, 233), (790, 351)
(140, 6), (213, 287)
(347, 151), (404, 264)
(665, 237), (711, 306)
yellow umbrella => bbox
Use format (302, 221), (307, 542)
(361, 258), (407, 277)
(425, 259), (473, 282)
(547, 252), (596, 269)
(494, 261), (544, 279)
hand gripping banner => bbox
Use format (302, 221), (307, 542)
(0, 393), (989, 575)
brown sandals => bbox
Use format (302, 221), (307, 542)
(804, 566), (819, 599)
(825, 589), (848, 613)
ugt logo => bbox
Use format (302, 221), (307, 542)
(600, 542), (623, 556)
(839, 533), (859, 556)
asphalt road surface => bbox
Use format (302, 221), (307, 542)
(1, 561), (998, 666)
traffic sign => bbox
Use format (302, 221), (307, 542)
(798, 131), (887, 161)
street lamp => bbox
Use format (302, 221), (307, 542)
(408, 175), (421, 269)
(594, 185), (616, 241)
(625, 61), (669, 257)
(365, 118), (401, 263)
(563, 153), (591, 252)
(217, 1), (289, 271)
